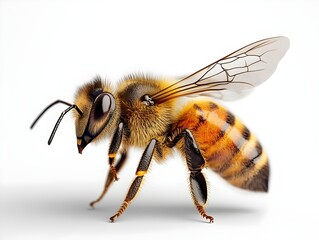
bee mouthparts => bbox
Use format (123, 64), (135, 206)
(77, 144), (84, 154)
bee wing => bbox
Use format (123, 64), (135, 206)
(151, 36), (289, 103)
(192, 89), (253, 101)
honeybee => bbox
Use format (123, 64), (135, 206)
(31, 36), (289, 223)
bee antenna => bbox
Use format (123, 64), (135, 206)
(47, 104), (82, 145)
(30, 100), (83, 145)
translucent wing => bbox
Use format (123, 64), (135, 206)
(151, 36), (289, 103)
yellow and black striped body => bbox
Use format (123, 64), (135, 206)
(173, 100), (269, 192)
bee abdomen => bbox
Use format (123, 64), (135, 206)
(208, 112), (269, 192)
(174, 101), (269, 192)
(218, 138), (269, 192)
(241, 162), (269, 192)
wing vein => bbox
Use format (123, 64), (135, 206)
(151, 36), (289, 103)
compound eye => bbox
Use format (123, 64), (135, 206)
(93, 93), (112, 120)
(86, 92), (116, 138)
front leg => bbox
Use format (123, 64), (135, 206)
(89, 122), (125, 208)
(110, 139), (157, 222)
(90, 150), (127, 208)
(108, 122), (124, 181)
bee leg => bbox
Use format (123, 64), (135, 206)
(109, 139), (157, 222)
(90, 122), (125, 208)
(89, 150), (127, 208)
(183, 129), (214, 223)
(168, 129), (213, 223)
(184, 129), (214, 222)
(108, 122), (124, 181)
(190, 173), (214, 223)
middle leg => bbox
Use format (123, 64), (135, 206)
(109, 139), (157, 222)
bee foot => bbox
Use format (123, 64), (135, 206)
(110, 165), (120, 181)
(205, 215), (214, 223)
(89, 201), (97, 208)
(109, 215), (118, 223)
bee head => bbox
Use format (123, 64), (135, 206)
(74, 77), (116, 154)
(30, 77), (118, 153)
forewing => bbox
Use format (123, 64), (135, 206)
(151, 37), (289, 103)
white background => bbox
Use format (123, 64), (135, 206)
(1, 0), (318, 239)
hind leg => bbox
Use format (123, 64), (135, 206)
(168, 129), (213, 223)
